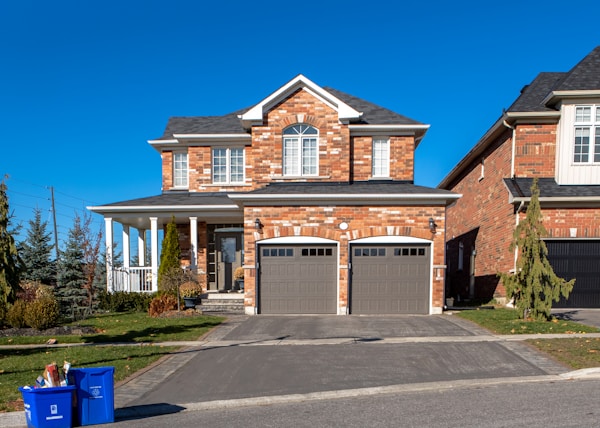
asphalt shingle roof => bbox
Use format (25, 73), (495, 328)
(507, 46), (600, 113)
(504, 178), (600, 199)
(245, 181), (455, 196)
(155, 85), (422, 140)
(99, 192), (238, 208)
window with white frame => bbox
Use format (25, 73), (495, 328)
(282, 125), (318, 176)
(372, 137), (390, 177)
(173, 152), (188, 187)
(573, 105), (600, 163)
(212, 147), (244, 184)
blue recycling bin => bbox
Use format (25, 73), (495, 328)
(67, 367), (115, 426)
(19, 385), (76, 428)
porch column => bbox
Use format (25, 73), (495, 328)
(189, 217), (198, 272)
(122, 225), (130, 270)
(150, 217), (159, 292)
(104, 217), (114, 293)
(137, 228), (146, 266)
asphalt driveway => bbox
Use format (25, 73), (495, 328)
(124, 314), (568, 409)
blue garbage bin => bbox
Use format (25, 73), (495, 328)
(19, 385), (76, 428)
(67, 367), (115, 426)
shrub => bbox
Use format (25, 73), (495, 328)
(98, 290), (154, 313)
(24, 297), (61, 330)
(0, 301), (6, 327)
(7, 300), (28, 328)
(179, 281), (202, 298)
(234, 267), (244, 280)
(148, 294), (178, 317)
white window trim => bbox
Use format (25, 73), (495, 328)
(372, 137), (390, 178)
(573, 104), (600, 165)
(173, 151), (188, 188)
(212, 147), (245, 185)
(282, 125), (319, 177)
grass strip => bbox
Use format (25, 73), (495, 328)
(0, 344), (178, 412)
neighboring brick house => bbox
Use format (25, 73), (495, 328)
(439, 46), (600, 308)
(89, 75), (459, 315)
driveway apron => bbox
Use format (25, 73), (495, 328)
(123, 315), (568, 408)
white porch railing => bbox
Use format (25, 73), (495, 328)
(111, 267), (153, 293)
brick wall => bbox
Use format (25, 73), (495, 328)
(514, 123), (556, 177)
(446, 129), (514, 301)
(241, 204), (446, 313)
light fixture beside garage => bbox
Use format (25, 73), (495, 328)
(429, 218), (437, 234)
(254, 218), (263, 230)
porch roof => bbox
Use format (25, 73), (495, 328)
(504, 177), (600, 207)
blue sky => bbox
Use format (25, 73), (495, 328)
(2, 0), (599, 248)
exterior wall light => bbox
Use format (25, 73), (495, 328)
(254, 218), (263, 230)
(429, 217), (437, 234)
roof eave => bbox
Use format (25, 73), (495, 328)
(228, 193), (461, 206)
(542, 90), (600, 106)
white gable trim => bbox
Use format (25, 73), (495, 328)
(239, 74), (362, 127)
(258, 236), (337, 244)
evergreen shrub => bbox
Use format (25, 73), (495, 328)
(7, 299), (27, 328)
(24, 297), (61, 330)
(98, 290), (154, 313)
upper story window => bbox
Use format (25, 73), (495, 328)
(372, 138), (390, 177)
(283, 124), (318, 176)
(173, 152), (188, 188)
(213, 147), (244, 184)
(573, 105), (600, 163)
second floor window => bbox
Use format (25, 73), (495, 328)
(213, 147), (244, 184)
(283, 124), (318, 176)
(574, 105), (600, 163)
(173, 152), (188, 187)
(372, 138), (390, 177)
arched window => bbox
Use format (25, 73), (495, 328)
(282, 124), (318, 176)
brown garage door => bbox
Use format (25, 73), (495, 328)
(351, 244), (430, 314)
(259, 245), (337, 314)
(547, 240), (600, 308)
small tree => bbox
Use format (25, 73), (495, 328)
(0, 177), (23, 306)
(158, 216), (181, 292)
(20, 207), (55, 285)
(500, 179), (574, 320)
(56, 214), (88, 319)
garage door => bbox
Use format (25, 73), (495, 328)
(547, 240), (600, 308)
(259, 245), (337, 314)
(351, 244), (430, 314)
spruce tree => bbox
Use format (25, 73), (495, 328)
(57, 214), (88, 318)
(20, 207), (55, 285)
(0, 178), (22, 305)
(158, 216), (181, 292)
(500, 179), (574, 320)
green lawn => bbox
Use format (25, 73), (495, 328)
(0, 312), (224, 412)
(457, 307), (600, 371)
(456, 308), (599, 335)
(0, 312), (225, 345)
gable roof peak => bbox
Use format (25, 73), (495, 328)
(239, 74), (363, 127)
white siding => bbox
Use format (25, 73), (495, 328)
(557, 102), (600, 185)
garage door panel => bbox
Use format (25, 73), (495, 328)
(547, 240), (600, 308)
(259, 245), (337, 314)
(351, 244), (430, 315)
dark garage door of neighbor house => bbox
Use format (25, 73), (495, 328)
(259, 245), (337, 314)
(350, 244), (430, 314)
(547, 240), (600, 308)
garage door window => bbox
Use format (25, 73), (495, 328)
(394, 248), (426, 256)
(302, 248), (333, 256)
(262, 248), (294, 257)
(354, 248), (386, 256)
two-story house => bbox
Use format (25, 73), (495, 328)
(440, 46), (600, 308)
(89, 75), (459, 315)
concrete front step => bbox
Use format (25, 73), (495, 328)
(199, 294), (244, 314)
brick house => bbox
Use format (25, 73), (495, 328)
(439, 46), (600, 308)
(89, 75), (459, 315)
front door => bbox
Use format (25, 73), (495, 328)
(216, 232), (243, 291)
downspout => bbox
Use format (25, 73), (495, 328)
(503, 119), (516, 178)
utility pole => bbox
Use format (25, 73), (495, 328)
(49, 186), (60, 261)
